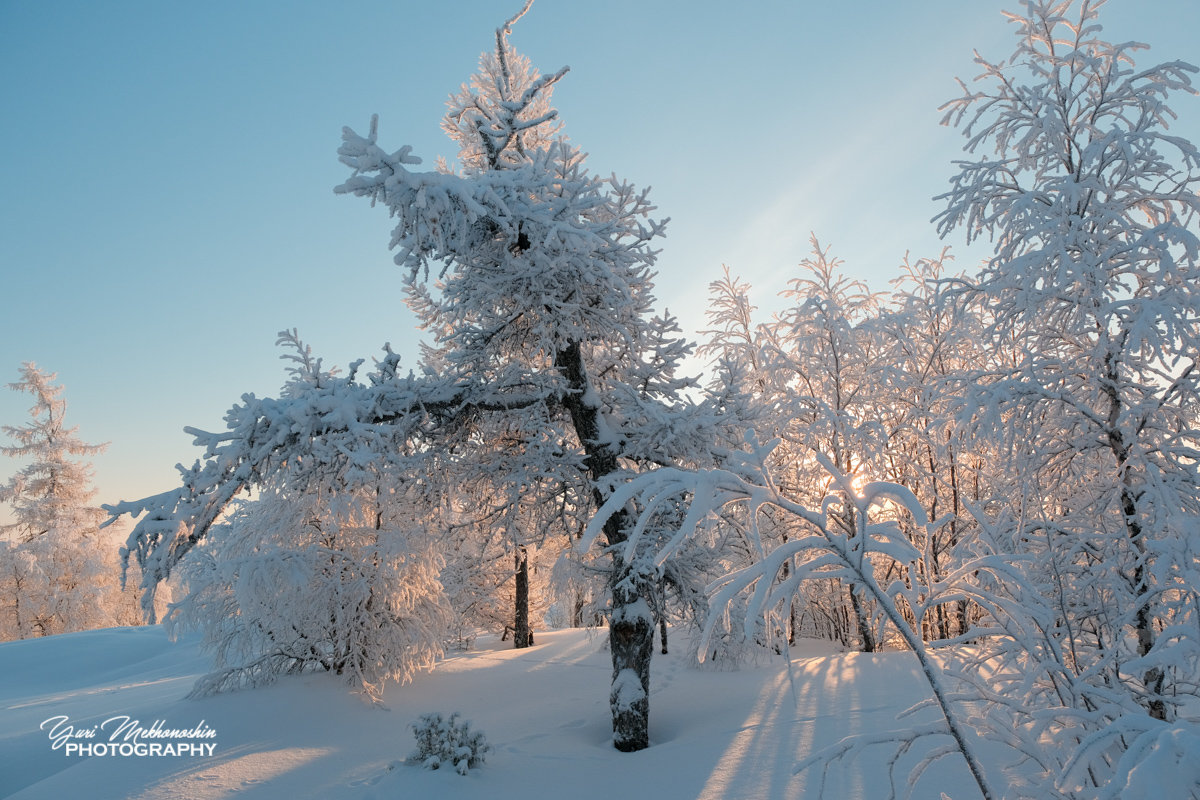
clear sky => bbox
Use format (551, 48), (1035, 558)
(1, 0), (1197, 519)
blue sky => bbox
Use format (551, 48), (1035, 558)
(1, 0), (1197, 518)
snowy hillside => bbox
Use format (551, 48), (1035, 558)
(0, 626), (983, 800)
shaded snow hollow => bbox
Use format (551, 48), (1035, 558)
(0, 625), (989, 800)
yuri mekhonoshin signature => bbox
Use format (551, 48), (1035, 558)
(40, 715), (218, 757)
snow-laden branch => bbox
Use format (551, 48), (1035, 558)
(578, 436), (1002, 800)
(105, 353), (556, 621)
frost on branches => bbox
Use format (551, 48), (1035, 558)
(581, 435), (1003, 800)
(335, 0), (721, 747)
(674, 2), (1200, 795)
(170, 486), (449, 703)
(935, 0), (1200, 795)
(1, 364), (140, 639)
(698, 244), (985, 655)
(110, 4), (718, 751)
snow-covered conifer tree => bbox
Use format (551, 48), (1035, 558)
(111, 3), (715, 751)
(336, 1), (715, 748)
(1, 365), (107, 544)
(432, 422), (574, 649)
(0, 364), (114, 638)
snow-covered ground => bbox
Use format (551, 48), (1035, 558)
(0, 626), (983, 800)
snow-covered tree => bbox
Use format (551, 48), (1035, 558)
(770, 238), (892, 651)
(938, 0), (1200, 711)
(0, 364), (118, 638)
(581, 438), (1004, 800)
(933, 0), (1200, 793)
(1, 364), (107, 544)
(111, 4), (715, 751)
(431, 426), (573, 649)
(170, 484), (449, 702)
(337, 4), (719, 747)
(876, 252), (992, 642)
(700, 242), (899, 652)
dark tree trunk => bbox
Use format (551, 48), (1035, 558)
(556, 339), (654, 751)
(13, 575), (23, 639)
(839, 506), (878, 653)
(781, 556), (797, 645)
(513, 547), (533, 649)
(659, 616), (668, 655)
(850, 584), (877, 653)
(1122, 485), (1166, 721)
(955, 600), (970, 640)
(1104, 354), (1166, 721)
(934, 601), (950, 642)
(608, 567), (654, 751)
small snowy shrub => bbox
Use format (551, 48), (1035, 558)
(409, 712), (491, 775)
